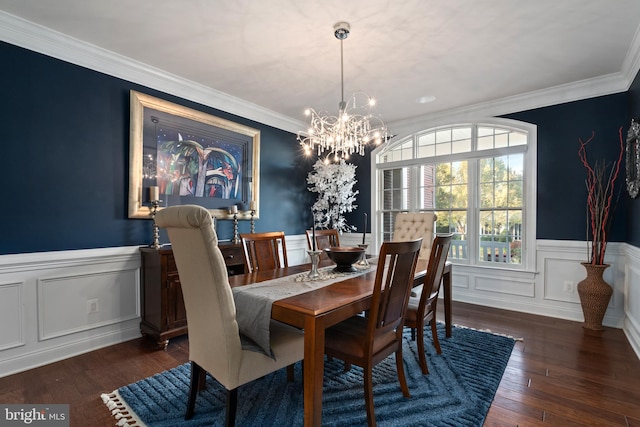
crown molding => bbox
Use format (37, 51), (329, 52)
(388, 71), (631, 138)
(0, 11), (305, 134)
(2, 10), (638, 138)
(621, 20), (640, 88)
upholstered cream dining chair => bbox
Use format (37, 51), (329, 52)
(155, 205), (304, 427)
(392, 212), (437, 259)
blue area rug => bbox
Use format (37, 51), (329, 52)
(102, 325), (515, 426)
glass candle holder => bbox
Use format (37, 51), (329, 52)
(307, 250), (323, 279)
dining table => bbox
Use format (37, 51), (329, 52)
(227, 257), (452, 427)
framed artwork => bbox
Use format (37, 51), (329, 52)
(128, 91), (260, 218)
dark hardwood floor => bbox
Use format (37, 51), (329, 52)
(1, 301), (639, 426)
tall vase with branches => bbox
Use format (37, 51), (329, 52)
(577, 127), (624, 265)
(307, 159), (358, 233)
(575, 127), (623, 330)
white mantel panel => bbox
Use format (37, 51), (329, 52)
(625, 245), (640, 359)
(475, 274), (535, 297)
(0, 247), (142, 378)
(284, 234), (309, 266)
(37, 268), (139, 341)
(0, 281), (24, 351)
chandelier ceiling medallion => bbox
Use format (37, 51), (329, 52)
(298, 22), (388, 161)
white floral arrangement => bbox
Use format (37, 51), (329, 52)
(307, 159), (358, 233)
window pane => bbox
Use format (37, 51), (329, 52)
(380, 167), (411, 240)
(494, 183), (508, 208)
(480, 183), (493, 208)
(436, 142), (452, 156)
(418, 164), (436, 209)
(418, 144), (435, 158)
(495, 132), (509, 148)
(452, 127), (472, 141)
(510, 132), (527, 146)
(508, 181), (523, 207)
(507, 209), (523, 264)
(477, 136), (492, 150)
(417, 132), (435, 146)
(477, 127), (494, 137)
(451, 184), (468, 208)
(436, 129), (451, 143)
(435, 210), (468, 260)
(452, 139), (471, 154)
(381, 168), (410, 210)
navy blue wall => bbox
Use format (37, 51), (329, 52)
(1, 40), (638, 255)
(0, 41), (309, 255)
(504, 93), (629, 242)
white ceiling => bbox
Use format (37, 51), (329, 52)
(2, 0), (640, 134)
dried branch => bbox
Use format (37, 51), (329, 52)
(577, 127), (624, 265)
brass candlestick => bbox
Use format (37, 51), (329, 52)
(149, 199), (161, 249)
(232, 212), (240, 244)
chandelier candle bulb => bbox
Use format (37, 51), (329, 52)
(229, 205), (237, 214)
(362, 213), (367, 244)
(149, 186), (159, 201)
(249, 201), (257, 211)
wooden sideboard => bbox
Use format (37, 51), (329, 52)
(139, 243), (245, 348)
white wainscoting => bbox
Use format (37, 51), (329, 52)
(624, 244), (640, 359)
(0, 237), (637, 378)
(0, 247), (142, 378)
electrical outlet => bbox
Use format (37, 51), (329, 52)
(87, 298), (99, 314)
(563, 281), (574, 293)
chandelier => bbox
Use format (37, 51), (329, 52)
(298, 22), (388, 161)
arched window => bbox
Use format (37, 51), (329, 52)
(374, 119), (536, 270)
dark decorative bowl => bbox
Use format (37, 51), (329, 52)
(324, 246), (365, 273)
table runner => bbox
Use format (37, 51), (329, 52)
(232, 259), (377, 357)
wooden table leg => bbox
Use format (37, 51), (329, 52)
(444, 263), (452, 337)
(304, 315), (325, 427)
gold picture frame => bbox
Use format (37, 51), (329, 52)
(128, 91), (260, 218)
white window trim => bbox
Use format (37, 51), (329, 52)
(371, 117), (537, 273)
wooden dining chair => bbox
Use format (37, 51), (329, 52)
(155, 205), (303, 427)
(305, 228), (340, 251)
(404, 233), (453, 374)
(240, 231), (288, 273)
(324, 238), (423, 427)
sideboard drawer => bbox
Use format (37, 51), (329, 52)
(221, 243), (244, 267)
